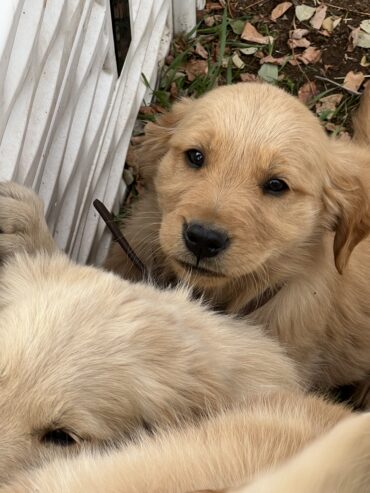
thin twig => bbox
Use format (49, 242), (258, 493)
(93, 199), (148, 278)
(326, 3), (370, 16)
(314, 75), (362, 96)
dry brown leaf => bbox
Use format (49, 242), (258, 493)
(297, 47), (321, 64)
(348, 27), (360, 51)
(310, 5), (327, 30)
(343, 71), (365, 92)
(291, 28), (309, 39)
(240, 73), (258, 82)
(206, 2), (224, 10)
(260, 55), (289, 65)
(271, 2), (292, 21)
(170, 82), (178, 99)
(185, 60), (208, 81)
(241, 22), (273, 45)
(195, 42), (208, 59)
(288, 37), (311, 49)
(204, 15), (216, 27)
(316, 93), (343, 119)
(298, 81), (318, 104)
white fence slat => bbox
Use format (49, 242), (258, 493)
(0, 0), (196, 264)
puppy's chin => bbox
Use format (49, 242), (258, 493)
(169, 258), (229, 289)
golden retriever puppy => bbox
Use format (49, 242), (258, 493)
(0, 182), (300, 484)
(106, 82), (370, 391)
(0, 392), (353, 493)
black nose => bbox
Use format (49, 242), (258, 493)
(183, 223), (229, 260)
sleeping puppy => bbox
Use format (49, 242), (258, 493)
(0, 182), (300, 485)
(106, 82), (370, 392)
(0, 392), (357, 493)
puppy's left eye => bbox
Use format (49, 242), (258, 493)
(41, 429), (80, 447)
(185, 149), (205, 169)
(263, 178), (289, 195)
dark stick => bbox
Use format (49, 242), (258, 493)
(93, 199), (148, 278)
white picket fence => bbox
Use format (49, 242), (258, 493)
(0, 0), (200, 264)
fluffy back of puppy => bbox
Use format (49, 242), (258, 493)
(0, 252), (300, 484)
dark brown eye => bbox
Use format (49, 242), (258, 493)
(185, 149), (205, 169)
(263, 178), (289, 195)
(41, 429), (78, 447)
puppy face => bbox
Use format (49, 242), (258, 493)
(148, 83), (370, 289)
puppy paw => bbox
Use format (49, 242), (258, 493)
(0, 182), (56, 259)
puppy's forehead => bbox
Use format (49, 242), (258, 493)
(173, 83), (323, 151)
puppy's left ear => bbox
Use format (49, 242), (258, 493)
(324, 141), (370, 274)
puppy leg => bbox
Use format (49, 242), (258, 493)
(235, 412), (370, 493)
(0, 182), (56, 259)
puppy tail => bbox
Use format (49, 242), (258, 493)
(353, 82), (370, 148)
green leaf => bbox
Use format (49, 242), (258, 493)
(258, 64), (279, 83)
(230, 19), (245, 35)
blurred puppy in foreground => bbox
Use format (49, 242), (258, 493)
(0, 182), (299, 484)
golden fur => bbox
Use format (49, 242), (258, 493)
(106, 82), (370, 391)
(0, 392), (355, 492)
(0, 182), (299, 484)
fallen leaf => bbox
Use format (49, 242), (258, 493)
(360, 19), (370, 34)
(295, 5), (315, 22)
(240, 46), (259, 55)
(204, 15), (215, 27)
(185, 60), (208, 81)
(221, 56), (230, 68)
(298, 81), (318, 104)
(258, 63), (279, 83)
(230, 19), (245, 34)
(260, 55), (289, 65)
(333, 18), (342, 29)
(348, 27), (360, 51)
(240, 73), (258, 82)
(357, 31), (370, 48)
(343, 71), (365, 92)
(310, 5), (327, 30)
(195, 42), (208, 59)
(288, 37), (311, 49)
(241, 22), (273, 45)
(297, 46), (321, 64)
(291, 28), (310, 39)
(170, 82), (178, 99)
(206, 2), (223, 10)
(271, 1), (292, 21)
(316, 93), (343, 120)
(232, 52), (245, 69)
(360, 55), (370, 67)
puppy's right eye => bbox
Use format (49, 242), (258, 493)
(41, 429), (79, 447)
(185, 149), (205, 169)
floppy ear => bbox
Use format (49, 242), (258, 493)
(324, 141), (370, 274)
(135, 98), (192, 183)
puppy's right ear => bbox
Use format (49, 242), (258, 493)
(135, 98), (192, 183)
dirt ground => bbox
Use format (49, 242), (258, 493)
(137, 0), (369, 135)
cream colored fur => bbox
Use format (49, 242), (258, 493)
(0, 183), (299, 484)
(237, 411), (370, 493)
(0, 393), (352, 492)
(106, 82), (370, 392)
